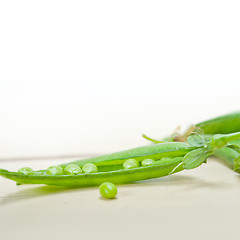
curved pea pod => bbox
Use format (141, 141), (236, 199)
(60, 142), (193, 169)
(0, 157), (184, 187)
(0, 142), (194, 187)
(196, 111), (240, 134)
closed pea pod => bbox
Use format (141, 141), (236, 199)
(196, 111), (240, 135)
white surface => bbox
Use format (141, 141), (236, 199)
(0, 1), (240, 158)
(1, 157), (240, 240)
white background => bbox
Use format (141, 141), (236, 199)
(0, 0), (239, 158)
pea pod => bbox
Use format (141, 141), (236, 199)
(196, 111), (240, 134)
(1, 132), (240, 187)
(0, 157), (184, 187)
(0, 142), (193, 186)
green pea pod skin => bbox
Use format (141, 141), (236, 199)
(214, 139), (240, 172)
(196, 111), (240, 134)
(60, 142), (193, 168)
(0, 157), (184, 187)
(214, 147), (239, 168)
(0, 142), (196, 187)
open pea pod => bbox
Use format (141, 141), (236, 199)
(0, 142), (193, 187)
(0, 157), (185, 187)
(1, 132), (240, 187)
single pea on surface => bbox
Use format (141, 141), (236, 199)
(99, 182), (118, 199)
(82, 163), (98, 173)
(141, 158), (155, 167)
(64, 164), (82, 175)
(18, 167), (34, 175)
(46, 166), (63, 175)
(123, 159), (140, 169)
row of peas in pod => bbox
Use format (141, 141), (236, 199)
(18, 158), (157, 176)
(18, 163), (98, 176)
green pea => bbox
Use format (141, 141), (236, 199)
(141, 158), (155, 167)
(18, 167), (34, 175)
(123, 159), (139, 169)
(99, 182), (118, 199)
(82, 163), (98, 173)
(46, 166), (63, 175)
(64, 164), (82, 175)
